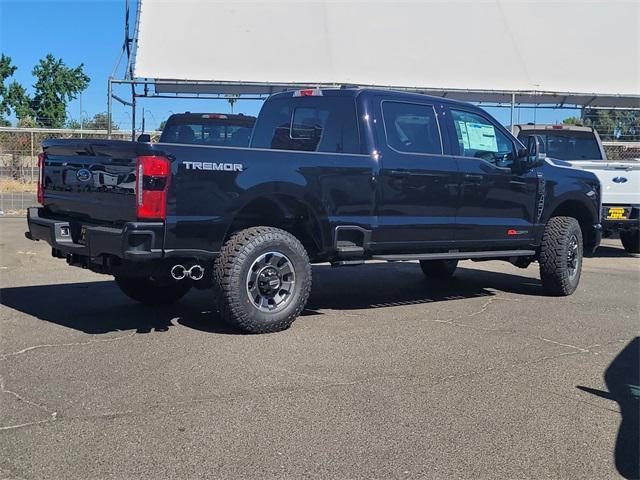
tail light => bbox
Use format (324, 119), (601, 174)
(135, 155), (171, 220)
(37, 152), (46, 205)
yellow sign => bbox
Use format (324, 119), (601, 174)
(607, 208), (627, 220)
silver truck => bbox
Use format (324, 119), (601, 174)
(514, 124), (639, 254)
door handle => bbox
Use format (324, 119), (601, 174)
(464, 174), (484, 182)
(389, 169), (412, 177)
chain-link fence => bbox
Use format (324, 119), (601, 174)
(601, 141), (640, 161)
(0, 127), (160, 215)
(1, 127), (639, 216)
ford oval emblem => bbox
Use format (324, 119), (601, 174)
(76, 168), (92, 182)
(612, 176), (628, 184)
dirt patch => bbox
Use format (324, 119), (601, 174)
(0, 177), (37, 193)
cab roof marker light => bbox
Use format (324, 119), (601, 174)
(293, 89), (323, 97)
(202, 114), (228, 119)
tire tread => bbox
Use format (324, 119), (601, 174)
(213, 226), (312, 333)
(539, 216), (582, 296)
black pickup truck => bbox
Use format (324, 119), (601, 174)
(26, 88), (602, 333)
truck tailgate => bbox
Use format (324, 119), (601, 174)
(42, 139), (143, 224)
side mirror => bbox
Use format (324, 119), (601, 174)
(137, 133), (151, 143)
(520, 135), (546, 168)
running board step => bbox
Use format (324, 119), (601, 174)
(372, 250), (536, 261)
(336, 245), (365, 257)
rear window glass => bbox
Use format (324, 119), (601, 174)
(160, 120), (254, 147)
(251, 97), (360, 153)
(382, 101), (442, 154)
(517, 130), (602, 160)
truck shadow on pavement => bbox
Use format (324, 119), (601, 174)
(577, 337), (639, 480)
(592, 245), (639, 258)
(1, 262), (544, 335)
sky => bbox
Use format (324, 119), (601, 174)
(0, 0), (581, 131)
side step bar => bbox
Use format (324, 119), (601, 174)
(372, 250), (536, 262)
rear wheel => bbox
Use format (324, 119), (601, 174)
(115, 276), (192, 305)
(419, 259), (458, 279)
(620, 230), (640, 254)
(539, 216), (583, 296)
(213, 226), (312, 334)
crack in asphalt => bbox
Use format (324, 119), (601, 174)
(0, 340), (625, 434)
(0, 332), (136, 360)
(0, 374), (58, 430)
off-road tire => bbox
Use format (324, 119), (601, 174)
(620, 230), (640, 254)
(114, 276), (192, 305)
(419, 259), (458, 279)
(539, 216), (583, 296)
(213, 226), (312, 334)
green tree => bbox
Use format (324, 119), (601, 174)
(6, 82), (34, 120)
(582, 109), (639, 141)
(30, 54), (90, 127)
(65, 118), (82, 129)
(158, 119), (167, 131)
(83, 112), (118, 131)
(4, 54), (89, 128)
(0, 54), (17, 125)
(16, 116), (37, 128)
(562, 116), (582, 126)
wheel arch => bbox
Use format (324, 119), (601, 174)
(544, 196), (599, 251)
(223, 189), (329, 260)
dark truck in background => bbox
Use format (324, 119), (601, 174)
(26, 88), (602, 333)
(158, 112), (255, 147)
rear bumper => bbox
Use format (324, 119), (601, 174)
(25, 207), (164, 261)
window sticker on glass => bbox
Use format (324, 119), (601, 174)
(456, 121), (498, 152)
(457, 121), (470, 150)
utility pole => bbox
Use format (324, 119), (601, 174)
(80, 92), (83, 138)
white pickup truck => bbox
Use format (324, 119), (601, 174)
(514, 124), (639, 254)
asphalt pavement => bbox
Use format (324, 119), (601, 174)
(1, 217), (638, 479)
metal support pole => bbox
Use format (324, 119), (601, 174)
(30, 131), (34, 182)
(107, 78), (113, 139)
(131, 84), (136, 141)
(510, 92), (516, 134)
(79, 92), (83, 139)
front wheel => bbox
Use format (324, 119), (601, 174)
(620, 230), (640, 254)
(419, 259), (458, 279)
(213, 226), (312, 334)
(539, 216), (583, 296)
(114, 276), (192, 305)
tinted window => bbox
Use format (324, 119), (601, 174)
(517, 130), (602, 160)
(251, 97), (360, 153)
(451, 110), (515, 168)
(383, 101), (442, 154)
(160, 118), (254, 147)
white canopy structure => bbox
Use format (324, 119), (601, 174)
(110, 0), (640, 136)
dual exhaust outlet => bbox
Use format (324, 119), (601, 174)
(170, 264), (205, 281)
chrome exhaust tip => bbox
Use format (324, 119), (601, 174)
(188, 265), (204, 281)
(170, 264), (187, 280)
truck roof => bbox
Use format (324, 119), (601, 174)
(166, 113), (256, 124)
(513, 124), (595, 133)
(270, 87), (477, 109)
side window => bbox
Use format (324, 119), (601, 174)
(451, 110), (515, 168)
(251, 97), (360, 153)
(382, 101), (442, 155)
